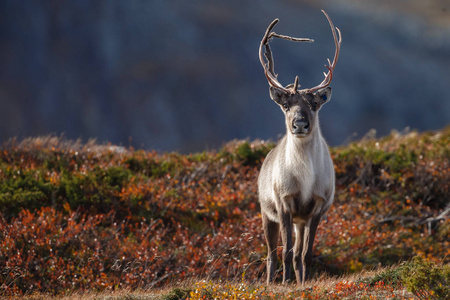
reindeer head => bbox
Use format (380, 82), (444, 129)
(259, 11), (341, 138)
(269, 85), (332, 137)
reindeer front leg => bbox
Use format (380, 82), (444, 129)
(279, 207), (293, 284)
(303, 214), (321, 282)
(293, 221), (305, 285)
(294, 214), (321, 284)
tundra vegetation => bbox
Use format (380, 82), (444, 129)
(0, 127), (449, 299)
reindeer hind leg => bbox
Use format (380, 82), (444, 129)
(262, 212), (279, 284)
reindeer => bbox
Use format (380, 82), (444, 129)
(257, 10), (341, 285)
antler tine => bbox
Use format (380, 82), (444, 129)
(293, 76), (299, 92)
(307, 10), (342, 93)
(259, 19), (289, 93)
(259, 19), (314, 94)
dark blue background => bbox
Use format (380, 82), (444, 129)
(1, 1), (449, 152)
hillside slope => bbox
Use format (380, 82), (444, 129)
(0, 127), (449, 297)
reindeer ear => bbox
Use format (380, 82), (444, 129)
(269, 86), (288, 105)
(311, 87), (332, 110)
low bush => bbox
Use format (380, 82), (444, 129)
(0, 127), (448, 296)
(400, 256), (449, 299)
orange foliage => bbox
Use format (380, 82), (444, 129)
(0, 129), (448, 296)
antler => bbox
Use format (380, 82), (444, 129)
(259, 11), (341, 94)
(307, 10), (342, 93)
(259, 19), (314, 94)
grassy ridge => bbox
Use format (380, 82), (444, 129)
(0, 128), (449, 298)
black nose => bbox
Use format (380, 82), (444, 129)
(293, 118), (309, 133)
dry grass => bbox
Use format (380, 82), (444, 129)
(13, 266), (416, 300)
(2, 134), (128, 155)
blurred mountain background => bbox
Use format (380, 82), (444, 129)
(0, 0), (449, 152)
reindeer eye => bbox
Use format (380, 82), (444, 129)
(283, 103), (289, 111)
